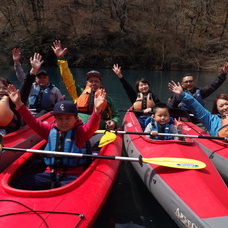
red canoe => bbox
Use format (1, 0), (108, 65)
(0, 112), (54, 172)
(123, 111), (228, 228)
(0, 134), (122, 227)
(182, 121), (228, 182)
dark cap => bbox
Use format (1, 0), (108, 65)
(86, 70), (101, 81)
(36, 70), (48, 77)
(52, 101), (78, 115)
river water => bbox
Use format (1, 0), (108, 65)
(2, 67), (228, 227)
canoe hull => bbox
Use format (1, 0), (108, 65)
(182, 121), (228, 182)
(123, 111), (228, 228)
(0, 135), (122, 227)
(0, 112), (54, 172)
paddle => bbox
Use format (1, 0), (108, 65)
(118, 109), (153, 114)
(95, 130), (228, 141)
(0, 146), (206, 169)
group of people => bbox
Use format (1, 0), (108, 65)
(113, 62), (228, 139)
(1, 40), (228, 190)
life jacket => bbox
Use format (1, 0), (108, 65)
(77, 86), (108, 114)
(149, 117), (174, 140)
(28, 83), (54, 111)
(179, 89), (204, 112)
(0, 96), (14, 127)
(133, 92), (155, 111)
(217, 116), (228, 137)
(44, 127), (87, 168)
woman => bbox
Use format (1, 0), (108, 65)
(168, 81), (228, 137)
(112, 64), (161, 130)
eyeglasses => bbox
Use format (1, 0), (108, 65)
(183, 80), (194, 84)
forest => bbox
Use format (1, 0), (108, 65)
(0, 0), (227, 70)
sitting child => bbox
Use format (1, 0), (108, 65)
(144, 103), (181, 140)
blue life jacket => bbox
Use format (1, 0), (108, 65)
(44, 127), (87, 167)
(149, 117), (174, 140)
(179, 89), (204, 112)
(29, 83), (54, 111)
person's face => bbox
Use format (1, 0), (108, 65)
(36, 74), (49, 87)
(0, 81), (8, 97)
(86, 77), (101, 90)
(138, 82), (149, 94)
(217, 99), (228, 116)
(181, 76), (195, 90)
(153, 108), (170, 125)
(54, 114), (78, 132)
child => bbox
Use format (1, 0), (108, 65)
(7, 84), (106, 190)
(144, 103), (180, 140)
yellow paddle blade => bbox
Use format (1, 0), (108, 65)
(96, 130), (106, 134)
(98, 131), (117, 147)
(142, 157), (206, 169)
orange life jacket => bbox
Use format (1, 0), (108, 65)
(0, 96), (14, 127)
(76, 86), (107, 113)
(133, 92), (155, 111)
(218, 116), (228, 137)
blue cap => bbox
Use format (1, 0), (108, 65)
(52, 101), (78, 115)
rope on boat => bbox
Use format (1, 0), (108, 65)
(0, 199), (85, 228)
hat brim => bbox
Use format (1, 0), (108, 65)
(51, 111), (77, 116)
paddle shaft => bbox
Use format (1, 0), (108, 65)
(0, 146), (206, 169)
(96, 130), (228, 141)
(1, 146), (141, 162)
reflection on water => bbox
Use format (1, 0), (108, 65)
(93, 150), (179, 228)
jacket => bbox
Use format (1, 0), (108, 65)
(181, 92), (222, 136)
(57, 59), (120, 129)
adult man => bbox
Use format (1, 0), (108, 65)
(52, 40), (120, 130)
(18, 53), (63, 117)
(167, 63), (228, 123)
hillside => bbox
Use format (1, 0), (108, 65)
(0, 0), (227, 70)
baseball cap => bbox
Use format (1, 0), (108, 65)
(52, 101), (78, 115)
(86, 70), (101, 81)
(36, 70), (48, 77)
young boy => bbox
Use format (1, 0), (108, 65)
(144, 103), (180, 140)
(7, 84), (106, 190)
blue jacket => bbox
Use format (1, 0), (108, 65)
(44, 128), (87, 167)
(179, 89), (204, 112)
(144, 117), (178, 140)
(181, 92), (222, 136)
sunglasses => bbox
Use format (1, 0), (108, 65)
(183, 80), (194, 84)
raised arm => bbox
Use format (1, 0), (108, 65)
(200, 62), (228, 98)
(112, 64), (137, 104)
(20, 53), (44, 104)
(12, 48), (26, 84)
(52, 40), (79, 103)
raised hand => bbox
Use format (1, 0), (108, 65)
(12, 48), (21, 64)
(94, 88), (106, 114)
(52, 40), (68, 58)
(168, 81), (183, 95)
(29, 53), (44, 75)
(112, 64), (123, 78)
(221, 62), (228, 74)
(7, 84), (23, 108)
